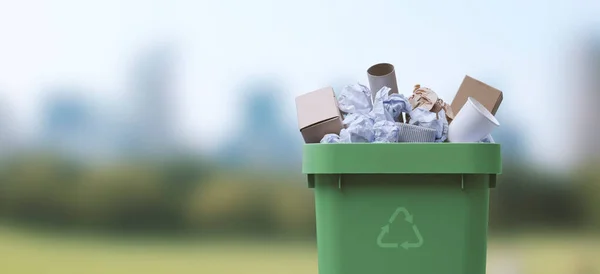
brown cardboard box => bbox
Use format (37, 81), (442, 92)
(450, 75), (503, 117)
(295, 86), (343, 143)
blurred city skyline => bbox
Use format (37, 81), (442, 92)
(0, 43), (306, 172)
(0, 36), (583, 172)
(1, 0), (600, 172)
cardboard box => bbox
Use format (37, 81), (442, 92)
(295, 86), (343, 143)
(450, 75), (503, 116)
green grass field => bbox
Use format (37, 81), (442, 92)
(1, 226), (599, 274)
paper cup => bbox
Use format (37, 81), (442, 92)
(367, 63), (398, 101)
(448, 97), (500, 143)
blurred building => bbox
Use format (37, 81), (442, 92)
(492, 113), (525, 161)
(127, 44), (177, 155)
(218, 79), (302, 170)
(41, 89), (101, 157)
(572, 34), (600, 164)
(40, 88), (160, 160)
(0, 97), (15, 156)
(38, 44), (181, 160)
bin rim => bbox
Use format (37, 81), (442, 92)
(302, 143), (502, 174)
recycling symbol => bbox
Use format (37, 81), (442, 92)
(376, 207), (423, 250)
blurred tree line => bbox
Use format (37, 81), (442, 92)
(0, 153), (599, 237)
(0, 152), (316, 238)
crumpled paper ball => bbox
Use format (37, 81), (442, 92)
(320, 133), (341, 143)
(408, 108), (449, 142)
(408, 84), (455, 123)
(384, 93), (412, 122)
(339, 113), (375, 143)
(479, 134), (495, 143)
(369, 86), (394, 122)
(337, 83), (373, 115)
(409, 85), (438, 111)
(373, 120), (400, 143)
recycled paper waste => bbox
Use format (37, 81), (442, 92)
(294, 64), (503, 144)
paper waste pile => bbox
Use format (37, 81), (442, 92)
(295, 63), (503, 144)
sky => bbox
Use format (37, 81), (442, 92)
(1, 0), (600, 169)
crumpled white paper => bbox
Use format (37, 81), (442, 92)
(384, 93), (412, 121)
(337, 83), (373, 114)
(320, 133), (341, 143)
(339, 113), (375, 143)
(438, 109), (449, 143)
(373, 120), (400, 143)
(369, 86), (394, 122)
(333, 85), (413, 143)
(408, 108), (448, 142)
(479, 134), (495, 143)
(327, 83), (424, 143)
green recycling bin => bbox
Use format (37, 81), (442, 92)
(303, 143), (502, 274)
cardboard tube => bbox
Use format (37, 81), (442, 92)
(367, 63), (399, 101)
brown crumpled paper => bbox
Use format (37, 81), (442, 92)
(407, 84), (455, 123)
(409, 85), (438, 111)
(440, 100), (454, 123)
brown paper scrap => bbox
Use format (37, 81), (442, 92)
(408, 84), (455, 123)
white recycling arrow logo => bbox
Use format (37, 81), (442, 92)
(376, 207), (423, 250)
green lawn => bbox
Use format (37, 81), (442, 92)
(1, 226), (599, 274)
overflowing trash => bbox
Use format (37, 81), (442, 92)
(294, 64), (503, 144)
